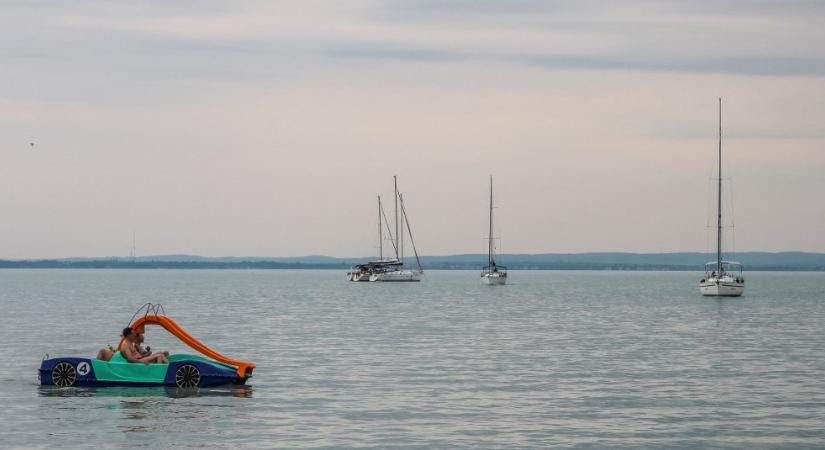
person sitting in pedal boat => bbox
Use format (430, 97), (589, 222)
(121, 327), (168, 364)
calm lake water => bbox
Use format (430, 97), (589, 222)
(0, 269), (823, 449)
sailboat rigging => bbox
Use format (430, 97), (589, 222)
(347, 176), (423, 282)
(481, 176), (507, 285)
(699, 98), (745, 296)
(370, 176), (423, 281)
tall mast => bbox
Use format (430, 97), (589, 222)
(394, 175), (399, 260)
(400, 190), (404, 262)
(378, 195), (383, 260)
(717, 97), (723, 273)
(488, 176), (494, 268)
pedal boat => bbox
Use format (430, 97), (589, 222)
(39, 304), (255, 388)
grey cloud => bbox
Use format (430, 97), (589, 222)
(3, 0), (825, 108)
(326, 43), (825, 77)
(0, 20), (327, 104)
(380, 0), (825, 19)
(378, 0), (573, 18)
(336, 1), (825, 77)
(657, 0), (825, 16)
(324, 46), (469, 62)
(521, 54), (825, 77)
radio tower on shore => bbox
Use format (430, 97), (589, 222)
(129, 230), (136, 262)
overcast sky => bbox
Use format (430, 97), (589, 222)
(1, 1), (824, 258)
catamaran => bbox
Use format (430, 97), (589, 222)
(347, 195), (400, 281)
(699, 98), (745, 296)
(370, 176), (423, 282)
(481, 176), (507, 285)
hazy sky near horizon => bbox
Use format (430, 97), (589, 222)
(1, 1), (824, 258)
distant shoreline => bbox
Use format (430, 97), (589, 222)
(1, 253), (824, 272)
(0, 265), (822, 271)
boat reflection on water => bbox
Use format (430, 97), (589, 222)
(37, 384), (253, 399)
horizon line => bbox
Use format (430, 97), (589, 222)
(2, 250), (824, 261)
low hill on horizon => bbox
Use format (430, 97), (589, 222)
(2, 252), (824, 270)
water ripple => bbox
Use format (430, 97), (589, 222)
(0, 269), (824, 448)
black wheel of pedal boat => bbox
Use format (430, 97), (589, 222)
(175, 364), (201, 388)
(52, 361), (76, 387)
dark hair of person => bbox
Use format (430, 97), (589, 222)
(122, 327), (133, 337)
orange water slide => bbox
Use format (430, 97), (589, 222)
(118, 315), (255, 378)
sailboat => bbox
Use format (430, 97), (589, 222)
(370, 176), (423, 282)
(347, 195), (401, 281)
(699, 98), (745, 296)
(481, 176), (507, 285)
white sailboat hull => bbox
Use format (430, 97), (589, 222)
(348, 272), (372, 282)
(699, 279), (745, 297)
(481, 272), (507, 285)
(370, 270), (422, 282)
